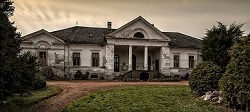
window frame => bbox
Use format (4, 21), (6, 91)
(92, 53), (99, 67)
(72, 52), (81, 66)
(173, 55), (180, 68)
(189, 56), (195, 68)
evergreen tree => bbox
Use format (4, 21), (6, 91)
(219, 35), (250, 110)
(0, 0), (21, 101)
(0, 0), (41, 102)
(201, 22), (244, 71)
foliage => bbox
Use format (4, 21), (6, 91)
(32, 76), (46, 90)
(0, 0), (21, 101)
(201, 22), (244, 71)
(0, 86), (62, 112)
(74, 70), (88, 80)
(64, 86), (224, 112)
(39, 67), (60, 80)
(13, 52), (39, 93)
(219, 36), (250, 110)
(189, 61), (223, 95)
(0, 0), (39, 102)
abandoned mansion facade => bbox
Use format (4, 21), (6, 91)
(20, 16), (202, 79)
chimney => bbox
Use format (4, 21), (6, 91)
(107, 22), (112, 29)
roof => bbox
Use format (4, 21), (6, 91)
(51, 26), (115, 44)
(22, 29), (65, 43)
(163, 32), (201, 49)
(23, 17), (201, 48)
(108, 16), (171, 41)
(50, 26), (201, 48)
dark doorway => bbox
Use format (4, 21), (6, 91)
(140, 72), (149, 81)
(39, 52), (47, 66)
(148, 56), (151, 70)
(114, 54), (119, 72)
(155, 59), (159, 71)
(132, 54), (136, 70)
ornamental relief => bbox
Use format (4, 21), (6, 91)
(35, 41), (51, 49)
(119, 29), (133, 38)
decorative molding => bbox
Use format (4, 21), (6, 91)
(71, 49), (82, 51)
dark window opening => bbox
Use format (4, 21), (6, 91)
(174, 55), (179, 68)
(91, 75), (98, 78)
(189, 56), (195, 68)
(133, 32), (144, 38)
(92, 53), (99, 67)
(73, 52), (80, 66)
(114, 54), (120, 72)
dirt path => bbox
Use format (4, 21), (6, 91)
(35, 81), (189, 112)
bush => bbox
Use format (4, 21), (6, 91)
(74, 70), (89, 80)
(32, 76), (46, 90)
(74, 70), (83, 79)
(219, 36), (250, 110)
(189, 61), (223, 95)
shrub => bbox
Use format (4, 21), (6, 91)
(74, 70), (83, 79)
(189, 61), (223, 95)
(219, 36), (250, 110)
(74, 70), (89, 80)
(32, 76), (46, 90)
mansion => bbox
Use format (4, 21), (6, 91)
(20, 16), (201, 80)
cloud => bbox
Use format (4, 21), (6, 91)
(10, 0), (250, 38)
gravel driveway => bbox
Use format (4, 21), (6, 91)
(35, 80), (189, 112)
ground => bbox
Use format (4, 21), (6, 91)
(34, 80), (188, 112)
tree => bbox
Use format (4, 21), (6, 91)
(219, 35), (250, 110)
(201, 22), (244, 71)
(0, 0), (21, 101)
(0, 0), (41, 102)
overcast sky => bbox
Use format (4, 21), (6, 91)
(10, 0), (250, 38)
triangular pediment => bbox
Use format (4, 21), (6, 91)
(22, 29), (65, 44)
(108, 16), (171, 41)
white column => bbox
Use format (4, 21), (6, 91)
(144, 46), (148, 70)
(128, 45), (132, 71)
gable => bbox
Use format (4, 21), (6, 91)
(108, 16), (171, 41)
(22, 29), (65, 45)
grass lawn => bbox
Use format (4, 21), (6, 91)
(64, 85), (224, 112)
(0, 86), (62, 112)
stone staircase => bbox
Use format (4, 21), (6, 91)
(113, 70), (163, 81)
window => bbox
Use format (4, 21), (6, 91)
(133, 32), (144, 38)
(39, 52), (47, 66)
(73, 52), (80, 66)
(114, 54), (119, 72)
(189, 56), (195, 68)
(92, 53), (99, 67)
(174, 55), (179, 68)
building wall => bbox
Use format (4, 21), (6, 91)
(169, 48), (200, 76)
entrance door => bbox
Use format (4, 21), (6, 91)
(39, 52), (47, 66)
(148, 56), (151, 70)
(114, 54), (119, 72)
(132, 54), (136, 70)
(155, 59), (159, 71)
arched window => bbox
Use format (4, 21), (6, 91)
(133, 32), (144, 38)
(114, 54), (120, 72)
